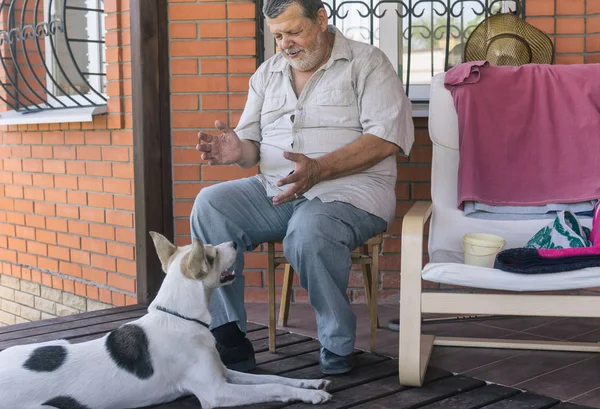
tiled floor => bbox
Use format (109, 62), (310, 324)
(246, 302), (600, 408)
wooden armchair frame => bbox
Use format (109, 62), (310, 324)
(398, 201), (600, 387)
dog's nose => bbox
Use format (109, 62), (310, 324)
(232, 242), (237, 250)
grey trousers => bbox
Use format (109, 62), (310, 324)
(190, 176), (387, 356)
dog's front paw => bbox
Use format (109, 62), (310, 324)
(299, 379), (331, 390)
(304, 390), (332, 404)
(316, 379), (331, 390)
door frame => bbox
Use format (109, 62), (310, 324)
(130, 0), (173, 304)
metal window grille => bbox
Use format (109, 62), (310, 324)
(256, 0), (526, 101)
(0, 0), (106, 113)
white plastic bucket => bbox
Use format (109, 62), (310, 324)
(462, 233), (506, 268)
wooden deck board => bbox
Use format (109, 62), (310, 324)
(0, 305), (595, 409)
(0, 308), (147, 343)
(351, 375), (486, 409)
(0, 316), (143, 350)
(255, 339), (321, 365)
(252, 333), (313, 353)
(285, 368), (452, 409)
(246, 328), (286, 341)
(418, 384), (520, 408)
(553, 405), (597, 409)
(480, 392), (560, 409)
(0, 304), (146, 335)
(553, 405), (599, 409)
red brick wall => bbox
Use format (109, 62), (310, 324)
(526, 0), (600, 63)
(169, 0), (259, 252)
(0, 0), (137, 309)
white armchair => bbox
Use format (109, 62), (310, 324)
(398, 73), (600, 387)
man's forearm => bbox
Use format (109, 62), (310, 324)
(237, 140), (260, 168)
(316, 134), (399, 181)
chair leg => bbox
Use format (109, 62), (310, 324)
(398, 250), (427, 386)
(278, 264), (294, 327)
(369, 243), (380, 352)
(361, 247), (373, 314)
(267, 242), (277, 353)
(361, 244), (379, 352)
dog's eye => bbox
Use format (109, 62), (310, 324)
(206, 255), (214, 265)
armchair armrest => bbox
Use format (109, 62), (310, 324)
(401, 201), (433, 275)
(399, 201), (433, 386)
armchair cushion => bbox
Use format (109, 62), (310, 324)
(422, 262), (600, 291)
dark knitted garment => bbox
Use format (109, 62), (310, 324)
(494, 247), (600, 274)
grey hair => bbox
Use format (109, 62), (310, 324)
(263, 0), (325, 23)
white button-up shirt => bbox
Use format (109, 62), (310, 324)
(235, 25), (414, 226)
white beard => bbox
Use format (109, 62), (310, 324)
(282, 34), (329, 72)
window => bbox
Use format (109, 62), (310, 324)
(0, 0), (106, 120)
(261, 0), (524, 102)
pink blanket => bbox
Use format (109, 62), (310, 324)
(444, 62), (600, 209)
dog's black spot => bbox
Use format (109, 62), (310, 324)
(43, 396), (90, 409)
(106, 324), (154, 379)
(23, 345), (67, 372)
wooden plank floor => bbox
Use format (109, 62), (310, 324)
(246, 303), (600, 407)
(0, 305), (594, 409)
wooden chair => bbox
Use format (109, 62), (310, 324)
(266, 234), (383, 353)
(398, 73), (600, 387)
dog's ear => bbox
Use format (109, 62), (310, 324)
(181, 237), (207, 280)
(149, 231), (177, 274)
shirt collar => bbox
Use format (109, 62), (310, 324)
(269, 25), (352, 73)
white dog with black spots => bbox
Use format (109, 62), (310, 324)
(0, 232), (332, 409)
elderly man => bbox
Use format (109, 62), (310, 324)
(192, 0), (414, 375)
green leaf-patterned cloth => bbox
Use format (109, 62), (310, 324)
(525, 211), (592, 250)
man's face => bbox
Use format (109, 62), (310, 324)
(267, 4), (330, 72)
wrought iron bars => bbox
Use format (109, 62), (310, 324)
(0, 0), (106, 112)
(331, 0), (524, 97)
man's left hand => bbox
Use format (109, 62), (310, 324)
(273, 152), (322, 206)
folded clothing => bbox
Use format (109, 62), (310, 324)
(525, 210), (591, 250)
(591, 202), (600, 246)
(463, 200), (597, 220)
(494, 203), (600, 274)
(494, 247), (600, 274)
(539, 246), (600, 258)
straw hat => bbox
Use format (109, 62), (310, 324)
(464, 13), (554, 66)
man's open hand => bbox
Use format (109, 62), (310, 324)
(273, 152), (322, 206)
(197, 121), (243, 165)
